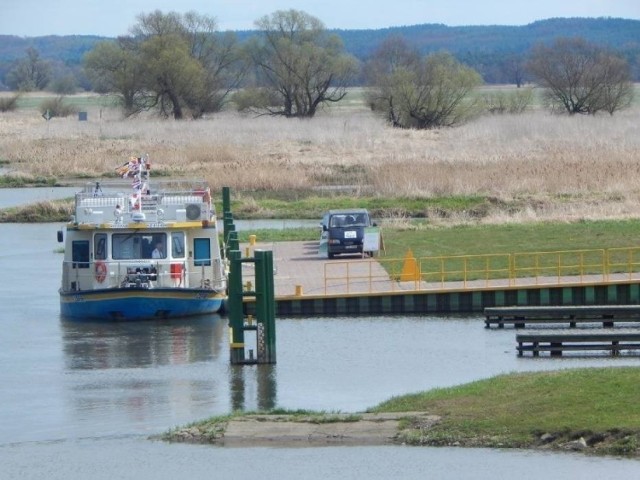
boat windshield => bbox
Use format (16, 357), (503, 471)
(112, 233), (167, 260)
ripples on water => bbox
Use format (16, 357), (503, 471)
(1, 222), (639, 478)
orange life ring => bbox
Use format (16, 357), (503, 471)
(95, 261), (107, 283)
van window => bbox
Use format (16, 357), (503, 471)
(330, 213), (368, 227)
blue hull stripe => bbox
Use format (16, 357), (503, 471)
(60, 288), (225, 320)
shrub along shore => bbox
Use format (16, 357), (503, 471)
(5, 194), (640, 261)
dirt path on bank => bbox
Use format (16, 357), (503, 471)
(166, 412), (441, 447)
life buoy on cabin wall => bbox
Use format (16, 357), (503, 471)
(95, 261), (107, 283)
(170, 263), (183, 286)
(170, 263), (183, 279)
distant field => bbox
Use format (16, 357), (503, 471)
(1, 86), (639, 226)
(3, 83), (638, 112)
(4, 92), (119, 110)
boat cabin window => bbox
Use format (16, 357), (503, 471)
(72, 240), (90, 268)
(172, 232), (185, 258)
(94, 234), (107, 260)
(112, 233), (167, 260)
(193, 238), (211, 266)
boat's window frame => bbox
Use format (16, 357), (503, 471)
(172, 232), (185, 258)
(72, 240), (90, 269)
(193, 238), (211, 266)
(94, 233), (107, 260)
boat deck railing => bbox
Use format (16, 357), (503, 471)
(73, 182), (213, 225)
(60, 259), (225, 292)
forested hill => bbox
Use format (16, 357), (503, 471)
(335, 17), (640, 58)
(1, 17), (639, 83)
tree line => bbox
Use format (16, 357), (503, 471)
(1, 10), (635, 127)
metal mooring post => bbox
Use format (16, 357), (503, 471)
(228, 250), (246, 364)
(222, 187), (232, 259)
(227, 230), (239, 255)
(222, 186), (231, 221)
(228, 249), (277, 365)
(255, 250), (277, 364)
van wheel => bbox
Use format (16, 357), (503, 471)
(328, 253), (335, 259)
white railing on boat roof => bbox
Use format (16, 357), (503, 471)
(73, 180), (215, 224)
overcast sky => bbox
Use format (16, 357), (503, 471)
(3, 0), (640, 37)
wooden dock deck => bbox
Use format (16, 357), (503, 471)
(484, 305), (640, 328)
(516, 332), (640, 357)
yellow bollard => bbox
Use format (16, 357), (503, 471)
(295, 285), (303, 296)
(249, 234), (257, 246)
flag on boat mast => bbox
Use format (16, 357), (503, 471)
(115, 154), (149, 210)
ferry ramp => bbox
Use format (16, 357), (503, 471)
(239, 241), (640, 317)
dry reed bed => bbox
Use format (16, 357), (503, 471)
(1, 106), (639, 223)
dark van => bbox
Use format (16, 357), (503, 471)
(320, 209), (373, 258)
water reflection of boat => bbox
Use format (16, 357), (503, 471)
(58, 155), (227, 321)
(61, 315), (225, 370)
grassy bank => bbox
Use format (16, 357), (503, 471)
(6, 195), (640, 264)
(236, 218), (640, 259)
(372, 367), (640, 456)
(164, 367), (640, 457)
(0, 199), (72, 222)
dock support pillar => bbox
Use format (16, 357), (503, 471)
(255, 250), (276, 364)
(228, 250), (246, 365)
(228, 249), (277, 365)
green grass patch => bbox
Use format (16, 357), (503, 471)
(216, 194), (486, 219)
(0, 199), (73, 223)
(234, 228), (318, 243)
(0, 175), (61, 188)
(370, 367), (640, 454)
(162, 369), (640, 456)
(381, 219), (640, 259)
(16, 94), (119, 110)
(234, 218), (640, 259)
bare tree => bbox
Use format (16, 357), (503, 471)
(526, 37), (633, 115)
(6, 48), (51, 91)
(84, 40), (146, 116)
(502, 53), (527, 88)
(366, 37), (482, 129)
(84, 10), (244, 119)
(241, 9), (358, 118)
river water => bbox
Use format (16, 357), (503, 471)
(1, 219), (639, 478)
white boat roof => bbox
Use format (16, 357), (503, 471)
(71, 180), (215, 228)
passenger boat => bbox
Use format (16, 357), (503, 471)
(58, 155), (227, 320)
